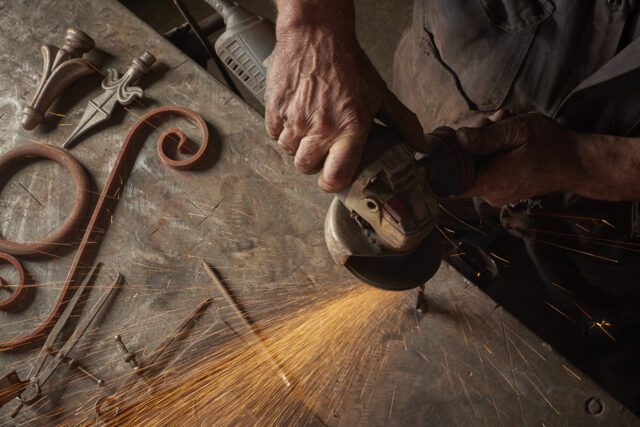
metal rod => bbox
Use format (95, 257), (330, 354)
(46, 348), (105, 386)
(69, 360), (105, 386)
(201, 260), (290, 387)
(95, 297), (215, 421)
(27, 263), (101, 380)
(143, 297), (214, 371)
(36, 273), (122, 388)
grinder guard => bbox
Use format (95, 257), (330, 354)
(325, 197), (442, 291)
(324, 124), (474, 291)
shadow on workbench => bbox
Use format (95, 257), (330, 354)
(120, 0), (640, 416)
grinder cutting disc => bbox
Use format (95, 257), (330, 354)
(325, 197), (442, 291)
(344, 231), (441, 291)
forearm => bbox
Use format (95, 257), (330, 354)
(573, 132), (640, 201)
(274, 0), (356, 38)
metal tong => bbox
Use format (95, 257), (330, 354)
(8, 265), (122, 417)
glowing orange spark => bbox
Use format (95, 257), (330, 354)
(489, 252), (509, 264)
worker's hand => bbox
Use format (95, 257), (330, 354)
(458, 113), (581, 206)
(265, 12), (426, 192)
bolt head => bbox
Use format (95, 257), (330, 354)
(585, 397), (604, 415)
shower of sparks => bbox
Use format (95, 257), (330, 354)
(437, 203), (486, 236)
(572, 300), (593, 320)
(55, 285), (405, 425)
(436, 225), (461, 252)
(550, 281), (576, 296)
(528, 211), (615, 226)
(574, 223), (589, 233)
(590, 320), (616, 342)
(529, 237), (619, 263)
(544, 302), (580, 328)
(562, 364), (582, 381)
(449, 252), (466, 257)
(489, 252), (509, 264)
(529, 227), (640, 254)
(571, 301), (616, 342)
(600, 219), (616, 229)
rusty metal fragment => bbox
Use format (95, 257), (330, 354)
(22, 28), (97, 130)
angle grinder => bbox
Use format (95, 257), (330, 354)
(203, 0), (475, 290)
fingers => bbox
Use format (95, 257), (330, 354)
(318, 131), (367, 192)
(270, 121), (363, 186)
(460, 170), (511, 207)
(489, 108), (512, 122)
(468, 109), (514, 128)
(457, 116), (528, 157)
(378, 90), (430, 154)
(277, 127), (302, 155)
(459, 153), (528, 207)
(459, 165), (496, 200)
(265, 108), (284, 140)
(294, 135), (330, 175)
(471, 117), (493, 128)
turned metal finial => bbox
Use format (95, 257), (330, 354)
(21, 28), (97, 131)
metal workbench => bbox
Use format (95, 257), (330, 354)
(0, 0), (637, 425)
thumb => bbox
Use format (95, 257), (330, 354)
(318, 131), (367, 193)
(377, 90), (432, 154)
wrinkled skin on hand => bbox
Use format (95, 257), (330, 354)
(458, 113), (581, 207)
(265, 29), (426, 193)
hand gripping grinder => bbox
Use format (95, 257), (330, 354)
(204, 0), (475, 290)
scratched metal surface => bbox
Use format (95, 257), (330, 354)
(0, 0), (637, 425)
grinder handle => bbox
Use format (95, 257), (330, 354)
(421, 129), (476, 197)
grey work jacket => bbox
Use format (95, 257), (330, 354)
(395, 0), (640, 132)
(393, 0), (640, 303)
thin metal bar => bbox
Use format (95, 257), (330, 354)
(202, 260), (290, 387)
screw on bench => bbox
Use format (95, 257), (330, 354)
(114, 335), (141, 370)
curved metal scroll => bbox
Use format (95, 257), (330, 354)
(0, 106), (211, 351)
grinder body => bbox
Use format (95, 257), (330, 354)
(205, 0), (474, 290)
(324, 125), (473, 290)
(207, 0), (274, 101)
